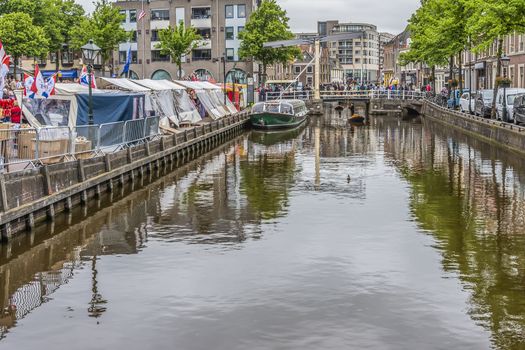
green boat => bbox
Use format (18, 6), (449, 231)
(250, 100), (309, 130)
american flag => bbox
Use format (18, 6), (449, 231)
(138, 9), (146, 21)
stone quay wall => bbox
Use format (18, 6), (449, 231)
(421, 101), (525, 155)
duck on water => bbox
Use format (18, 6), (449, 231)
(250, 100), (309, 130)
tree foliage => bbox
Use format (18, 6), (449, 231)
(0, 0), (85, 70)
(155, 21), (202, 79)
(404, 0), (525, 116)
(0, 11), (49, 74)
(238, 0), (300, 81)
(70, 0), (128, 74)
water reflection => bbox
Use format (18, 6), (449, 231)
(3, 110), (525, 348)
(382, 117), (525, 349)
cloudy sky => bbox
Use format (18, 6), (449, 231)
(76, 0), (419, 35)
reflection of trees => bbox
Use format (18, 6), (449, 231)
(240, 151), (295, 220)
(384, 116), (525, 349)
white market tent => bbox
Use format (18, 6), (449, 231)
(22, 83), (146, 128)
(97, 77), (159, 116)
(198, 81), (238, 114)
(175, 80), (229, 120)
(134, 79), (201, 125)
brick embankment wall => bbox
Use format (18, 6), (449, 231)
(0, 113), (250, 241)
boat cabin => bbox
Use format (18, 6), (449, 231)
(252, 100), (307, 116)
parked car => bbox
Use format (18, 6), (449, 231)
(512, 93), (525, 125)
(474, 90), (494, 118)
(459, 92), (475, 113)
(496, 88), (525, 121)
(447, 89), (467, 109)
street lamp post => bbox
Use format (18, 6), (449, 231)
(81, 39), (101, 125)
(501, 55), (511, 122)
(222, 53), (227, 105)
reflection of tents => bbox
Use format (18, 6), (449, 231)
(175, 80), (233, 120)
(134, 79), (201, 125)
(22, 83), (146, 127)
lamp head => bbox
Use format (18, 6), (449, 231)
(501, 56), (510, 68)
(81, 39), (101, 63)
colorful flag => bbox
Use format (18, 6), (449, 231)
(1, 55), (9, 77)
(23, 73), (35, 97)
(121, 46), (132, 76)
(138, 9), (146, 21)
(31, 64), (45, 97)
(41, 74), (56, 99)
(80, 65), (96, 89)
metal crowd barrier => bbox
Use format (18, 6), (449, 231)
(0, 116), (160, 173)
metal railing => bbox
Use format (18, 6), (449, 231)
(0, 116), (160, 173)
(263, 89), (427, 101)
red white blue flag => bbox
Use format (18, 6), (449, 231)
(31, 64), (45, 97)
(79, 65), (96, 89)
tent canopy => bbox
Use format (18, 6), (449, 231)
(135, 79), (201, 125)
(174, 80), (206, 90)
(134, 79), (185, 91)
(97, 77), (151, 92)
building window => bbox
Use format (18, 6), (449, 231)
(226, 48), (234, 61)
(196, 28), (211, 39)
(307, 66), (313, 73)
(225, 27), (234, 40)
(192, 49), (212, 61)
(130, 30), (137, 42)
(62, 50), (74, 64)
(192, 7), (211, 19)
(238, 4), (246, 18)
(294, 66), (301, 74)
(120, 10), (126, 23)
(151, 50), (170, 62)
(119, 50), (138, 64)
(129, 9), (137, 23)
(151, 30), (160, 42)
(238, 26), (244, 35)
(355, 58), (360, 63)
(151, 9), (169, 21)
(50, 52), (57, 63)
(151, 69), (172, 80)
(225, 5), (234, 18)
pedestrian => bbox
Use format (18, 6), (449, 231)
(350, 103), (355, 116)
(11, 100), (21, 124)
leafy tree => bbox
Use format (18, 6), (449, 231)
(0, 12), (49, 76)
(401, 0), (471, 95)
(0, 0), (85, 71)
(70, 0), (128, 76)
(238, 0), (300, 83)
(155, 21), (202, 79)
(467, 0), (525, 118)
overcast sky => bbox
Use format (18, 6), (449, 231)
(76, 0), (419, 35)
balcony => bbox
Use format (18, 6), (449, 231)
(191, 8), (211, 28)
(195, 39), (212, 50)
(191, 18), (211, 29)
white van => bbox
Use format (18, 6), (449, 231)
(496, 88), (525, 121)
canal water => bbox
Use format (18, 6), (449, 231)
(1, 106), (525, 349)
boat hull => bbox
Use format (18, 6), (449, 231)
(250, 112), (307, 130)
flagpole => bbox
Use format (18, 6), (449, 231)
(141, 0), (145, 79)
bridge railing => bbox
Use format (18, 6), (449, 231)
(262, 90), (428, 101)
